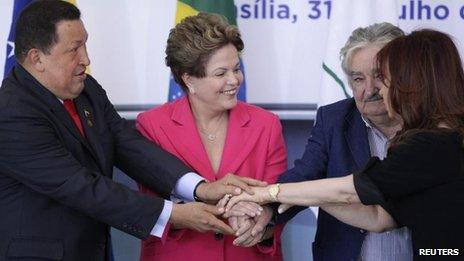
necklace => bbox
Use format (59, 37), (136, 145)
(197, 112), (226, 142)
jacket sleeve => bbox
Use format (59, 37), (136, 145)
(276, 106), (329, 223)
(0, 99), (163, 239)
(89, 78), (192, 199)
(278, 106), (328, 183)
(136, 112), (179, 243)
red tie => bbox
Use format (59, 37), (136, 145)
(63, 99), (85, 137)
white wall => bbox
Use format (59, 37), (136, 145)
(1, 0), (464, 107)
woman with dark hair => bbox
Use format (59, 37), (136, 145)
(136, 12), (286, 261)
(226, 29), (464, 260)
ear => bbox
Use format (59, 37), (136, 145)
(181, 73), (194, 89)
(25, 48), (46, 72)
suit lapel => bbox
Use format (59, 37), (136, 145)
(16, 66), (87, 145)
(217, 103), (261, 179)
(33, 92), (102, 171)
(344, 107), (371, 169)
(13, 65), (102, 169)
(51, 99), (87, 143)
(159, 98), (217, 181)
(74, 96), (107, 173)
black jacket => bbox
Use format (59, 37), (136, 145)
(0, 65), (191, 260)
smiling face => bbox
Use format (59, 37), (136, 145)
(348, 44), (388, 119)
(38, 19), (90, 99)
(184, 43), (243, 113)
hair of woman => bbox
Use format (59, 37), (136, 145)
(376, 29), (464, 146)
(165, 12), (244, 91)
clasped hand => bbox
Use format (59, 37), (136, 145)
(169, 174), (269, 237)
(221, 183), (293, 228)
(224, 184), (294, 214)
(195, 173), (268, 204)
(224, 185), (273, 212)
(217, 194), (273, 247)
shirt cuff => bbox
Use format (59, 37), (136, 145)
(172, 172), (205, 202)
(150, 200), (172, 237)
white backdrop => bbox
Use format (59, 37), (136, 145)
(1, 0), (464, 109)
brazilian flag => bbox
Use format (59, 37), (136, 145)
(168, 0), (247, 102)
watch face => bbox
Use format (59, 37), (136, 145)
(269, 185), (279, 199)
(270, 186), (277, 194)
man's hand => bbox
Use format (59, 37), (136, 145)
(195, 174), (267, 203)
(228, 216), (240, 231)
(234, 215), (254, 237)
(233, 205), (274, 247)
(169, 202), (234, 235)
(232, 216), (263, 247)
(250, 205), (273, 237)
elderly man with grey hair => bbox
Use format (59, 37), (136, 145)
(276, 23), (413, 261)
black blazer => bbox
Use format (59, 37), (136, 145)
(0, 65), (191, 260)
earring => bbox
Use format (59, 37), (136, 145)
(188, 87), (195, 94)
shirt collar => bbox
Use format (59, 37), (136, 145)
(361, 114), (390, 140)
(361, 114), (374, 128)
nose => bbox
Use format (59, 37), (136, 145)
(80, 44), (91, 67)
(365, 76), (380, 97)
(226, 72), (240, 86)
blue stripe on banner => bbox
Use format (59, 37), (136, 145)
(237, 59), (246, 101)
(167, 59), (247, 102)
(168, 74), (185, 102)
(3, 0), (33, 78)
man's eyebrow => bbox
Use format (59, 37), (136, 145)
(72, 34), (88, 45)
(349, 71), (363, 76)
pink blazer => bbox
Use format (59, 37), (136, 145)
(136, 97), (287, 261)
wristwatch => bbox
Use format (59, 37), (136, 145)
(193, 180), (207, 202)
(268, 183), (280, 201)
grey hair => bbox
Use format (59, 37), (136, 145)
(340, 22), (404, 75)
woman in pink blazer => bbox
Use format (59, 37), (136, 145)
(136, 13), (287, 261)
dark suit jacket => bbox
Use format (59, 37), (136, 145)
(0, 65), (191, 260)
(277, 98), (371, 261)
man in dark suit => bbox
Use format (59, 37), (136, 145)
(0, 1), (264, 260)
(276, 24), (413, 260)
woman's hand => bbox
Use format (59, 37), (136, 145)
(225, 186), (274, 212)
(223, 201), (263, 218)
(216, 195), (263, 218)
(278, 203), (293, 214)
(195, 174), (267, 203)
